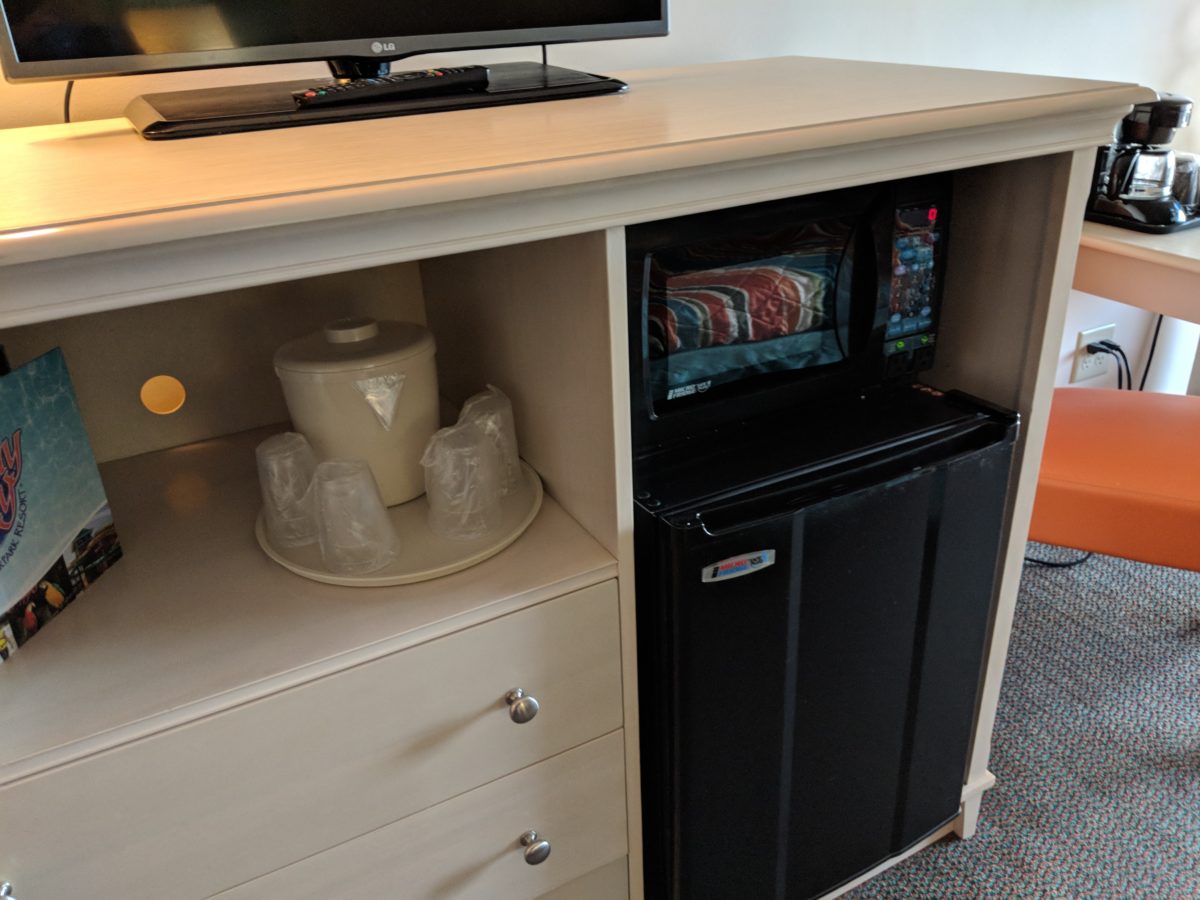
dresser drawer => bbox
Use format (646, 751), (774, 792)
(0, 581), (622, 900)
(537, 857), (629, 899)
(218, 730), (628, 900)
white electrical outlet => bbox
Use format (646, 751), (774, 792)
(1070, 324), (1117, 383)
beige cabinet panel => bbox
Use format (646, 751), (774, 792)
(0, 582), (621, 900)
(538, 857), (630, 900)
(218, 731), (628, 900)
(0, 56), (1154, 900)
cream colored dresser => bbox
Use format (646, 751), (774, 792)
(0, 57), (1150, 898)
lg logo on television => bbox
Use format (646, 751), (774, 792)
(370, 41), (397, 54)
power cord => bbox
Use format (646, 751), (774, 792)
(1025, 549), (1093, 568)
(1084, 335), (1152, 394)
(1086, 342), (1125, 389)
(1140, 314), (1164, 390)
(1098, 339), (1133, 391)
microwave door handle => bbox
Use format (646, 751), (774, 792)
(853, 214), (883, 352)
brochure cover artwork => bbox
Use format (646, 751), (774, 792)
(0, 348), (122, 661)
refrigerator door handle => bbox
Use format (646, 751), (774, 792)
(687, 416), (1013, 538)
(694, 465), (911, 536)
(696, 510), (783, 538)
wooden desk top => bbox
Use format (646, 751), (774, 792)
(1080, 221), (1200, 276)
(1076, 221), (1200, 323)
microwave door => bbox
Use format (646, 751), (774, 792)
(627, 176), (954, 458)
(645, 427), (1013, 899)
(636, 214), (866, 423)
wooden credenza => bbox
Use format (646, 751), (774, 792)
(0, 57), (1151, 898)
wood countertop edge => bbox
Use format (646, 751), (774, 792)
(0, 82), (1149, 267)
(1079, 223), (1200, 274)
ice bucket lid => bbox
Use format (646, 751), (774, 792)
(274, 318), (435, 376)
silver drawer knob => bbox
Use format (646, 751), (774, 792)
(519, 830), (552, 865)
(1, 882), (16, 899)
(505, 688), (540, 724)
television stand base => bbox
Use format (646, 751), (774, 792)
(124, 62), (627, 140)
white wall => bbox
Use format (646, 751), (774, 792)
(5, 0), (1199, 133)
(773, 0), (1200, 392)
(0, 0), (821, 128)
(775, 1), (1200, 393)
(4, 0), (1198, 388)
(776, 0), (1200, 157)
(1054, 292), (1156, 390)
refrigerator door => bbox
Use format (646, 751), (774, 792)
(638, 422), (1014, 900)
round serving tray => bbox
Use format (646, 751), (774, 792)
(255, 462), (543, 587)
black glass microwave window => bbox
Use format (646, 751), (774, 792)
(644, 220), (854, 403)
(885, 203), (945, 342)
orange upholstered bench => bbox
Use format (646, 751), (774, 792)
(1030, 387), (1200, 571)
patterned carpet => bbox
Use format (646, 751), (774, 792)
(848, 545), (1200, 899)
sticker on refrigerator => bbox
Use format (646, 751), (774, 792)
(701, 550), (776, 583)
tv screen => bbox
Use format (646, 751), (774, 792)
(0, 0), (668, 80)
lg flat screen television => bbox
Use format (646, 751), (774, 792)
(0, 0), (669, 137)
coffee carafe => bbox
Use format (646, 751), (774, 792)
(1087, 93), (1199, 233)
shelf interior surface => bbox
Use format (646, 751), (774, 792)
(0, 426), (616, 780)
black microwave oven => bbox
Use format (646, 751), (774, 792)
(627, 175), (952, 456)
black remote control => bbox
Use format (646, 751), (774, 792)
(293, 66), (490, 109)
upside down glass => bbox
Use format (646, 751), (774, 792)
(313, 459), (399, 575)
(421, 421), (503, 539)
(458, 384), (521, 495)
(256, 432), (318, 548)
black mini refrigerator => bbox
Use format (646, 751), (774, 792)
(635, 387), (1018, 899)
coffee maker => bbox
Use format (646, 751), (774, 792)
(1087, 92), (1199, 233)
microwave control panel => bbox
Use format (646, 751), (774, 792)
(884, 201), (946, 377)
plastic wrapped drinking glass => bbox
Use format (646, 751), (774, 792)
(458, 384), (520, 495)
(313, 459), (400, 575)
(421, 421), (504, 539)
(256, 432), (319, 548)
